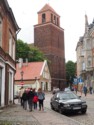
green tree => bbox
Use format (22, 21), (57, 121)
(16, 39), (46, 62)
(28, 47), (46, 62)
(16, 39), (30, 61)
(66, 61), (76, 86)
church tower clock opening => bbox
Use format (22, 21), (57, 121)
(34, 4), (66, 90)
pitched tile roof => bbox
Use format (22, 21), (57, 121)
(38, 4), (59, 16)
(15, 62), (44, 81)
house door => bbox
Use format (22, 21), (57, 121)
(0, 68), (2, 106)
(9, 72), (12, 103)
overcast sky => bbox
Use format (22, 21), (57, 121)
(7, 0), (94, 62)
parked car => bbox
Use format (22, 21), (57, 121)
(64, 87), (71, 91)
(52, 88), (60, 94)
(50, 91), (87, 114)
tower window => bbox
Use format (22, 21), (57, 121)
(51, 14), (53, 23)
(42, 13), (46, 23)
(53, 16), (56, 24)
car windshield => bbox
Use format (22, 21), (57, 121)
(59, 92), (78, 100)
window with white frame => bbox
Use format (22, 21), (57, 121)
(0, 16), (2, 47)
(9, 32), (15, 60)
(9, 32), (12, 57)
(12, 39), (15, 60)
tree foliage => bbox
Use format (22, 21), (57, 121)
(16, 39), (46, 62)
(66, 60), (76, 84)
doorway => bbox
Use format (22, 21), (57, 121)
(9, 72), (13, 103)
(0, 68), (2, 106)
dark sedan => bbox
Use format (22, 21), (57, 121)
(50, 91), (87, 114)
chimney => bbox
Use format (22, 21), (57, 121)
(18, 58), (23, 69)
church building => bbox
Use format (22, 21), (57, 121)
(34, 4), (66, 90)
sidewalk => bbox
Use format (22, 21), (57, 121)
(0, 104), (84, 125)
(0, 92), (94, 125)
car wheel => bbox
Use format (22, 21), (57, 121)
(59, 107), (63, 114)
(81, 109), (86, 114)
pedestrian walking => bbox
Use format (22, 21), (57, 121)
(37, 88), (45, 111)
(89, 86), (93, 94)
(33, 88), (38, 110)
(19, 86), (24, 106)
(22, 89), (28, 110)
(27, 88), (34, 112)
(83, 84), (87, 96)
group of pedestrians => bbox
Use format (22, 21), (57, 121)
(70, 84), (93, 97)
(80, 84), (93, 96)
(19, 87), (45, 112)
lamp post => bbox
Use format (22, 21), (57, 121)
(20, 71), (24, 86)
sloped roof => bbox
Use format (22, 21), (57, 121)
(2, 0), (20, 31)
(38, 4), (59, 16)
(15, 62), (44, 81)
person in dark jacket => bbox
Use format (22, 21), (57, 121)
(89, 86), (92, 94)
(27, 88), (34, 111)
(22, 89), (28, 110)
(83, 85), (87, 96)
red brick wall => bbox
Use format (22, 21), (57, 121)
(34, 23), (66, 89)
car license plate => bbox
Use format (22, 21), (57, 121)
(73, 107), (81, 110)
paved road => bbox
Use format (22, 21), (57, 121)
(0, 92), (94, 125)
(69, 93), (94, 125)
(45, 92), (94, 125)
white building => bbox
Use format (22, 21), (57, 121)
(76, 15), (94, 90)
(15, 60), (51, 95)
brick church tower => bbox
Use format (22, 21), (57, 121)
(34, 4), (66, 90)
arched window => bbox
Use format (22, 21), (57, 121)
(87, 56), (92, 67)
(42, 13), (46, 23)
(0, 16), (2, 47)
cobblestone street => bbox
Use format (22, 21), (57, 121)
(0, 92), (94, 125)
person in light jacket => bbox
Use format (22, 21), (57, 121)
(37, 88), (45, 111)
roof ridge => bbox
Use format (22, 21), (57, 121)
(38, 3), (59, 16)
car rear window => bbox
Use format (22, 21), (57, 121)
(59, 92), (77, 100)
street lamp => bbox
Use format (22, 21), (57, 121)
(20, 71), (24, 86)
